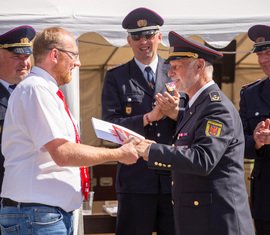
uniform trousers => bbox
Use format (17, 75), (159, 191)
(116, 193), (175, 235)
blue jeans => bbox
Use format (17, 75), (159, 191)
(0, 204), (73, 235)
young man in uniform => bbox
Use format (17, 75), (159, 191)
(239, 24), (270, 235)
(102, 8), (187, 235)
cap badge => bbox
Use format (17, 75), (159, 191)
(137, 19), (148, 28)
(20, 37), (30, 44)
(255, 37), (266, 43)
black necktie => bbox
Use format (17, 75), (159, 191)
(9, 84), (17, 90)
(185, 103), (189, 111)
(145, 66), (155, 89)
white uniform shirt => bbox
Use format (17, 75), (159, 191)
(1, 66), (82, 212)
(134, 56), (158, 83)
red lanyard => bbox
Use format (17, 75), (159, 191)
(56, 89), (90, 201)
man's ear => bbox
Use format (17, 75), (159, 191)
(50, 48), (59, 63)
(127, 35), (132, 45)
(157, 31), (162, 41)
(197, 58), (205, 71)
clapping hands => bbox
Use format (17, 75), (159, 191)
(155, 90), (180, 120)
(253, 118), (270, 149)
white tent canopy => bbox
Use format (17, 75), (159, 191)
(1, 0), (270, 47)
(1, 0), (270, 145)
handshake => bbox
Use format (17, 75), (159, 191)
(117, 135), (155, 165)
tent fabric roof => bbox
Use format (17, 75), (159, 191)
(1, 0), (270, 47)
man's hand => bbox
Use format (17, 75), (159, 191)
(135, 139), (155, 161)
(144, 105), (164, 126)
(118, 141), (140, 165)
(253, 118), (270, 149)
(155, 91), (179, 120)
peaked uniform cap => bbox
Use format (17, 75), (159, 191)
(248, 25), (270, 53)
(122, 7), (164, 34)
(166, 31), (223, 64)
(0, 25), (36, 54)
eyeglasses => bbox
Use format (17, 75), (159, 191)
(130, 33), (157, 41)
(54, 47), (80, 61)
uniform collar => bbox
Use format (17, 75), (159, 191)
(188, 80), (215, 108)
(134, 56), (158, 74)
(0, 79), (14, 94)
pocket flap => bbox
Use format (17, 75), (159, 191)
(180, 193), (212, 207)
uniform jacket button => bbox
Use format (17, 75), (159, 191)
(194, 200), (199, 206)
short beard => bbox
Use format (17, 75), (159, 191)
(53, 64), (72, 86)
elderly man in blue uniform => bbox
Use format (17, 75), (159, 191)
(0, 25), (36, 192)
(134, 31), (255, 235)
(102, 7), (188, 235)
(239, 24), (270, 235)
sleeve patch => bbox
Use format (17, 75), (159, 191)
(205, 120), (222, 137)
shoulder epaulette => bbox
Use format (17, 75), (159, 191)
(107, 63), (125, 72)
(209, 91), (221, 102)
(241, 79), (261, 90)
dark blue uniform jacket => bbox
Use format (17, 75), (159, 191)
(148, 83), (254, 235)
(102, 57), (187, 194)
(239, 77), (270, 220)
(0, 83), (10, 192)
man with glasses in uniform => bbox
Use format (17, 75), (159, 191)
(0, 27), (139, 235)
(102, 7), (187, 235)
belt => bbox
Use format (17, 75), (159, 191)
(1, 198), (50, 208)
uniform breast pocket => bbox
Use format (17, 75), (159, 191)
(178, 193), (212, 234)
(124, 93), (144, 115)
(247, 109), (270, 130)
(180, 192), (212, 207)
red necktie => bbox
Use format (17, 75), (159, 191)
(56, 89), (90, 201)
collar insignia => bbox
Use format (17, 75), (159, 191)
(209, 91), (221, 102)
